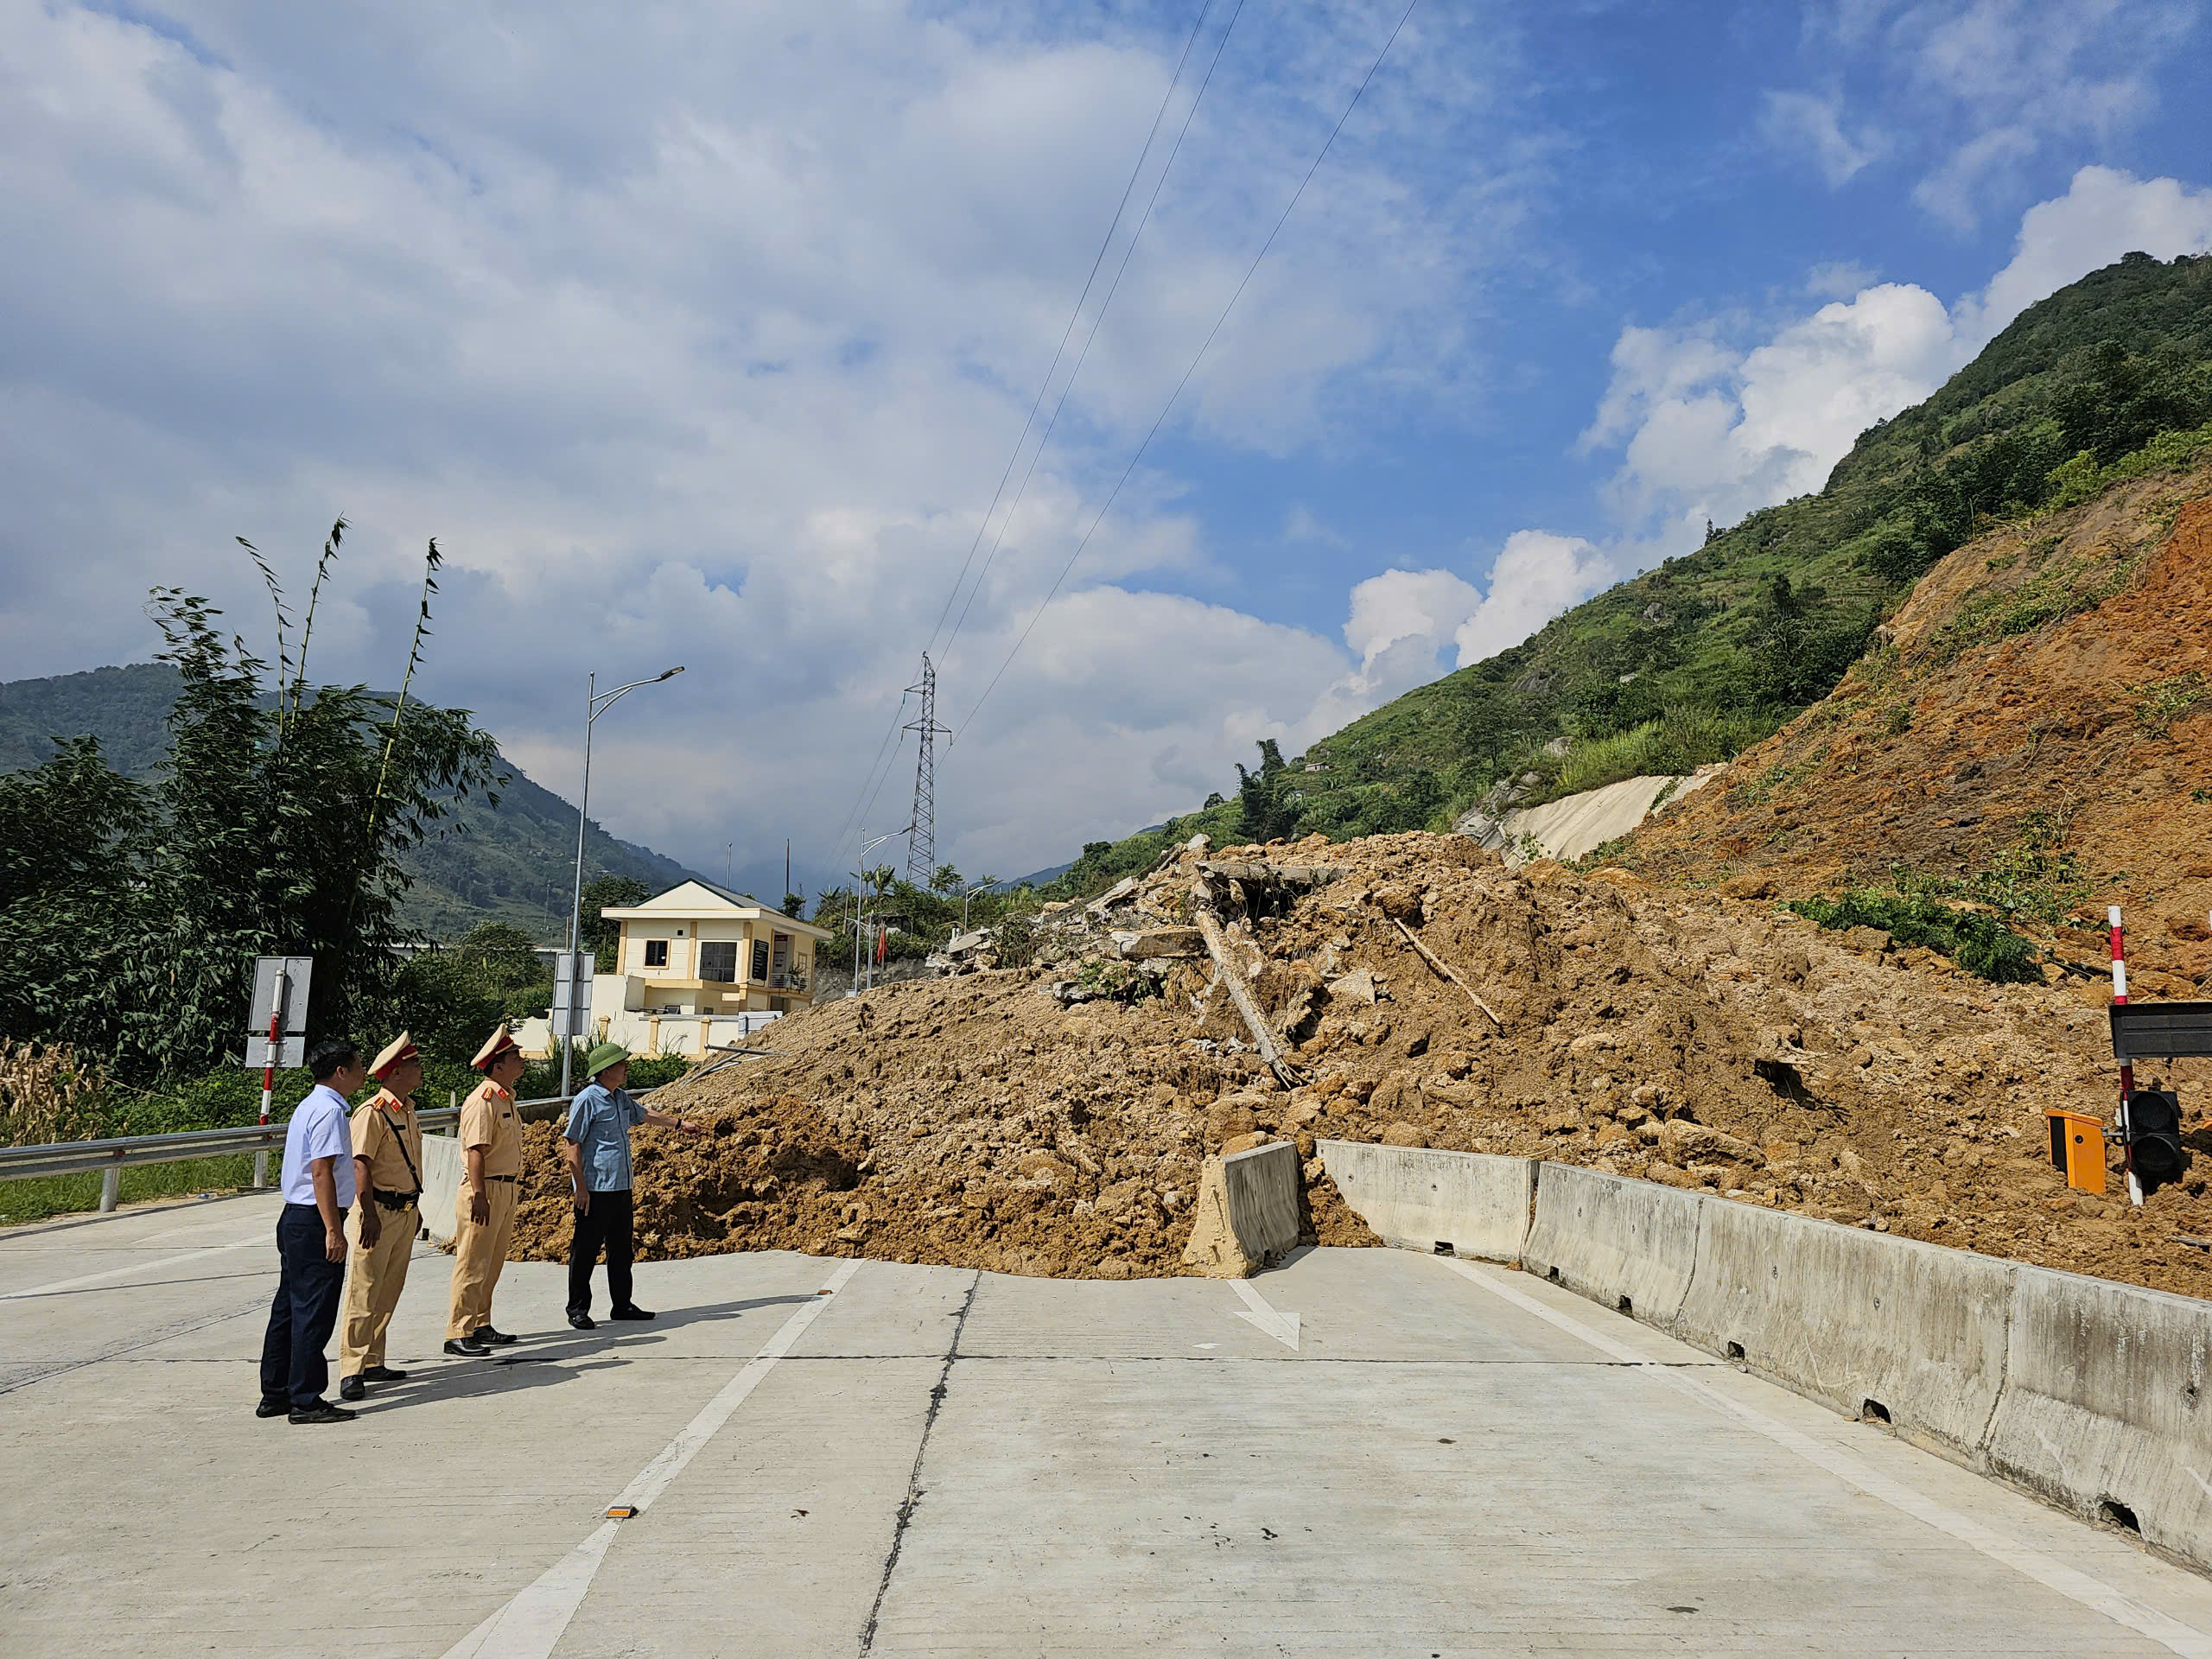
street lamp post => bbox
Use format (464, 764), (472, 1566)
(850, 830), (894, 997)
(563, 664), (684, 1097)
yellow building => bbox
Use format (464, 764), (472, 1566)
(595, 881), (830, 1019)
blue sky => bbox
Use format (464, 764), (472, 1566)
(2, 0), (2209, 898)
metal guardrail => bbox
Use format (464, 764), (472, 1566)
(0, 1096), (581, 1211)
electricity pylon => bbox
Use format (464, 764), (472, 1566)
(904, 653), (951, 887)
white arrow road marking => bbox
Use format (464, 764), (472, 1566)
(0, 1230), (269, 1301)
(1228, 1277), (1300, 1350)
(1435, 1255), (2212, 1659)
(441, 1257), (863, 1659)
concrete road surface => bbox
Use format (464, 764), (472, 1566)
(7, 1189), (2212, 1656)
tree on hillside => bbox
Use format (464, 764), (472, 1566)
(0, 583), (502, 1078)
(578, 874), (649, 963)
(1746, 575), (1875, 710)
(1235, 739), (1299, 843)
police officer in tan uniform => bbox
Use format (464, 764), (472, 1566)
(445, 1025), (527, 1357)
(337, 1033), (426, 1402)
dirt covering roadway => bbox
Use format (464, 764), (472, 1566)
(510, 829), (2212, 1299)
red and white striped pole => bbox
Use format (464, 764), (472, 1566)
(2111, 906), (2142, 1207)
(252, 969), (284, 1190)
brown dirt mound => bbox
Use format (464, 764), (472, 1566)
(509, 828), (2212, 1297)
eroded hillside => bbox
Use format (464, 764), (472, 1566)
(1616, 463), (2212, 995)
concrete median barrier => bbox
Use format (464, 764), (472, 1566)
(1675, 1200), (2014, 1465)
(1315, 1141), (1535, 1261)
(1522, 1163), (1703, 1328)
(1182, 1140), (1300, 1277)
(419, 1134), (461, 1248)
(1986, 1266), (2212, 1570)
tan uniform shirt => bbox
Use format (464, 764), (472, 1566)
(351, 1090), (424, 1200)
(460, 1079), (523, 1179)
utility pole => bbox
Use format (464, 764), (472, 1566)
(903, 653), (951, 888)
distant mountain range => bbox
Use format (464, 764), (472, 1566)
(0, 662), (706, 941)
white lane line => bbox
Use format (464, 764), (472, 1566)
(442, 1258), (865, 1659)
(1436, 1255), (2212, 1659)
(0, 1230), (270, 1301)
(1228, 1277), (1300, 1350)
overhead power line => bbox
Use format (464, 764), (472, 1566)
(823, 0), (1224, 876)
(956, 0), (1422, 743)
(938, 0), (1249, 667)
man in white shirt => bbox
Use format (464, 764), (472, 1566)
(257, 1038), (369, 1424)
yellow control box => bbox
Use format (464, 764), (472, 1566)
(2046, 1109), (2107, 1195)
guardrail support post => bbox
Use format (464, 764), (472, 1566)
(99, 1166), (121, 1213)
(253, 1150), (268, 1189)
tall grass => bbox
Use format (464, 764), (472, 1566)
(1547, 707), (1773, 800)
(0, 1042), (111, 1147)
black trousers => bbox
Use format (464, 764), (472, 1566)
(260, 1201), (347, 1408)
(568, 1187), (634, 1314)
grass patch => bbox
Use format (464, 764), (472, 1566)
(2040, 421), (2212, 513)
(2136, 670), (2209, 738)
(1936, 548), (2146, 659)
(0, 1154), (272, 1227)
(1525, 706), (1772, 805)
(1904, 809), (2091, 925)
(1783, 892), (2041, 982)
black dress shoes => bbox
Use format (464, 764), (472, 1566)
(254, 1398), (288, 1419)
(289, 1402), (356, 1424)
(568, 1311), (596, 1330)
(339, 1375), (365, 1402)
(443, 1335), (491, 1357)
(470, 1326), (518, 1346)
(608, 1306), (656, 1321)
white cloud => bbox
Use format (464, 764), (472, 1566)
(1452, 531), (1612, 665)
(1287, 535), (1613, 742)
(1778, 0), (2198, 227)
(1759, 91), (1887, 187)
(1580, 168), (2212, 554)
(1282, 503), (1350, 548)
(0, 0), (1541, 889)
(1955, 164), (2212, 344)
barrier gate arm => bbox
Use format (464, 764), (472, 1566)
(2112, 906), (2141, 1208)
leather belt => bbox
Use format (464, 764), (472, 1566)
(373, 1191), (420, 1212)
(485, 1173), (518, 1184)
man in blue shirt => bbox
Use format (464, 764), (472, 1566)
(257, 1038), (369, 1424)
(563, 1043), (704, 1329)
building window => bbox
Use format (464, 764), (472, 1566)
(751, 938), (771, 981)
(643, 939), (670, 969)
(698, 941), (738, 983)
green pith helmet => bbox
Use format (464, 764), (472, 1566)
(583, 1041), (631, 1081)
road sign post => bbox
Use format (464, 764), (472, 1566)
(551, 951), (596, 1096)
(245, 957), (313, 1189)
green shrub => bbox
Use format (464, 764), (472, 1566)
(1783, 891), (2040, 982)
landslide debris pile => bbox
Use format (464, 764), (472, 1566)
(512, 830), (2212, 1296)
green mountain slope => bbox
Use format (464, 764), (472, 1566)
(0, 662), (703, 939)
(1040, 251), (2212, 893)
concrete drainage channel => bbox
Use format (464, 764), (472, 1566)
(1205, 1137), (2212, 1577)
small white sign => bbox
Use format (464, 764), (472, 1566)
(244, 956), (313, 1071)
(550, 950), (596, 1038)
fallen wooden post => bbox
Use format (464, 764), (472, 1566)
(1193, 908), (1304, 1088)
(1392, 918), (1504, 1029)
